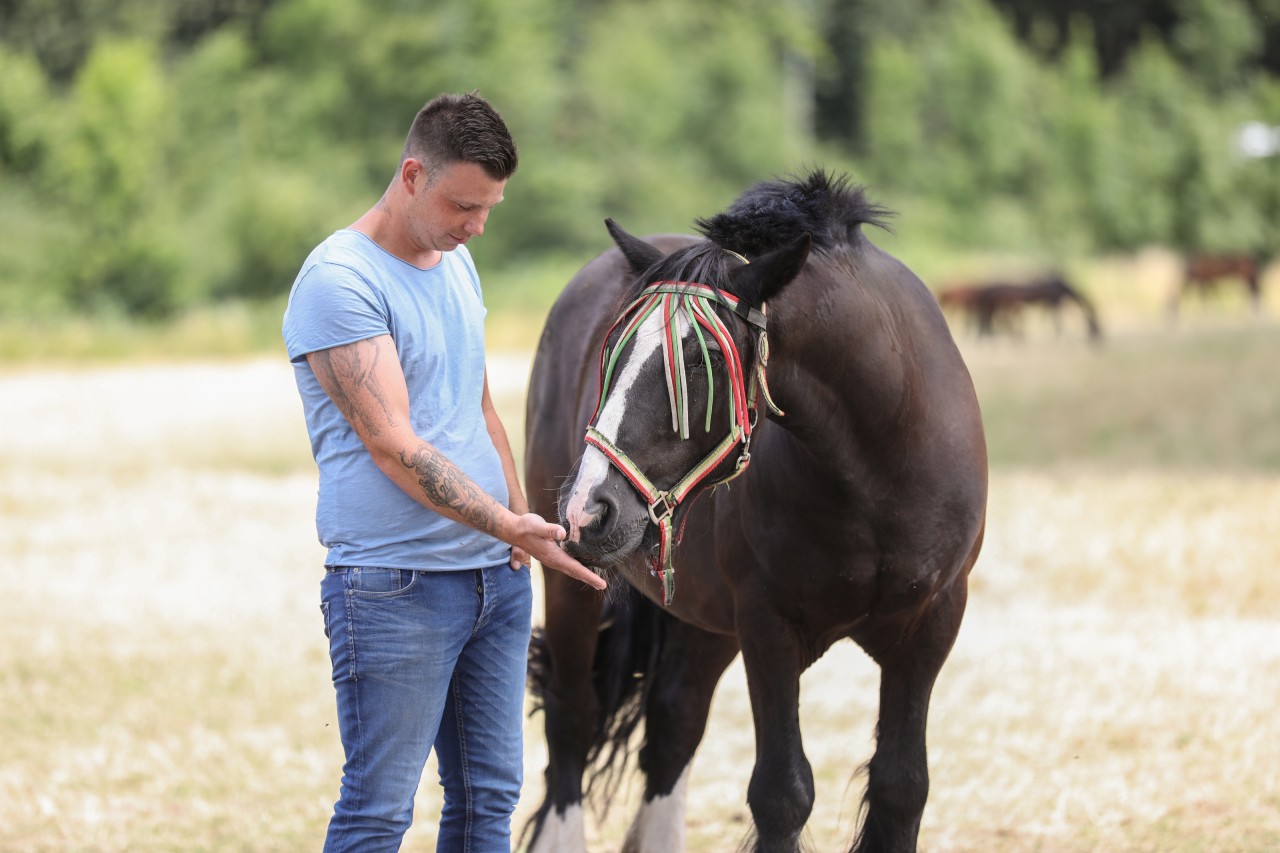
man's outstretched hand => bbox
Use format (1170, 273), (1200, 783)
(513, 513), (607, 591)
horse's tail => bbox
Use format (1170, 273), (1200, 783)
(526, 582), (664, 816)
(585, 584), (664, 805)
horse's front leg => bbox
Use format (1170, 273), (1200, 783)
(853, 574), (969, 853)
(1247, 270), (1263, 313)
(526, 571), (603, 853)
(623, 620), (740, 853)
(738, 605), (816, 853)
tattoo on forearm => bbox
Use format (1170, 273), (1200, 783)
(401, 443), (499, 533)
(312, 342), (397, 437)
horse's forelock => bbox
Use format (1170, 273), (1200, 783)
(619, 241), (741, 304)
(695, 169), (892, 256)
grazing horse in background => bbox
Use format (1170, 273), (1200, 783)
(522, 171), (987, 853)
(1168, 252), (1265, 321)
(937, 273), (1102, 342)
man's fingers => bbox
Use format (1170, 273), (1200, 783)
(519, 512), (565, 542)
(515, 512), (605, 590)
(510, 545), (531, 570)
(563, 563), (607, 591)
(542, 553), (606, 591)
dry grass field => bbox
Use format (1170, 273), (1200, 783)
(1, 262), (1278, 851)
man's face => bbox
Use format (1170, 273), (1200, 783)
(407, 160), (507, 254)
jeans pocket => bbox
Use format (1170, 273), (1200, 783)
(346, 567), (418, 597)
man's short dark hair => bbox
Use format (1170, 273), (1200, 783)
(403, 92), (518, 182)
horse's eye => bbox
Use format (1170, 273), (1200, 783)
(689, 347), (725, 373)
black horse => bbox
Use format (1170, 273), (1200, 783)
(937, 273), (1103, 342)
(523, 171), (987, 852)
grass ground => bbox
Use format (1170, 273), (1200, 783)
(1, 249), (1277, 851)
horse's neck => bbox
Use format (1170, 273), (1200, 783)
(765, 259), (929, 469)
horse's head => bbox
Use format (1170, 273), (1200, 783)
(559, 218), (810, 600)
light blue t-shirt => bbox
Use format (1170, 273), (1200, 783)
(282, 229), (510, 571)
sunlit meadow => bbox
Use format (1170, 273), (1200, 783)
(1, 255), (1277, 851)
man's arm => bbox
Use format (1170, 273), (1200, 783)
(306, 334), (605, 590)
(481, 369), (532, 570)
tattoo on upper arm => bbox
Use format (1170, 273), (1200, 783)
(312, 341), (398, 437)
(400, 443), (499, 533)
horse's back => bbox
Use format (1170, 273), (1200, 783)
(1186, 252), (1257, 281)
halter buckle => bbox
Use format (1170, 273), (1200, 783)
(648, 493), (675, 526)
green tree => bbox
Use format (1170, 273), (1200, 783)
(39, 38), (186, 316)
(3, 0), (1280, 322)
(1171, 0), (1260, 95)
(862, 0), (1042, 246)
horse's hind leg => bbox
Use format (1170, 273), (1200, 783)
(623, 622), (740, 852)
(853, 575), (969, 853)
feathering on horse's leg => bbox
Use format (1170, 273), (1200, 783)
(623, 624), (740, 853)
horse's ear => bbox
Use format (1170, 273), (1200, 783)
(729, 232), (812, 306)
(605, 218), (665, 276)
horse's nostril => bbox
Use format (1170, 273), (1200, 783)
(584, 494), (614, 534)
(561, 484), (619, 545)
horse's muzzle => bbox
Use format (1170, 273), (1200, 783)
(559, 478), (649, 566)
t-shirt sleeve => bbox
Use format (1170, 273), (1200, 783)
(282, 263), (389, 364)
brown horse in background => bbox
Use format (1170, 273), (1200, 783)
(1168, 253), (1265, 321)
(937, 273), (1102, 342)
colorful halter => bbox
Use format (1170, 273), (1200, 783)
(584, 277), (782, 605)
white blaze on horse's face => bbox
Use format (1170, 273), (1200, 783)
(563, 306), (688, 543)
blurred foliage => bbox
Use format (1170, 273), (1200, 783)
(0, 0), (1278, 319)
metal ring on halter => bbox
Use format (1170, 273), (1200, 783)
(648, 494), (675, 526)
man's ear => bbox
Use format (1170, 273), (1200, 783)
(400, 158), (428, 195)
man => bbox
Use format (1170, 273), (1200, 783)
(282, 91), (606, 852)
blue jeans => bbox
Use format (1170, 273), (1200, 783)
(320, 564), (532, 853)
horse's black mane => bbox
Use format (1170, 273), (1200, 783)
(696, 169), (892, 256)
(618, 170), (892, 305)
